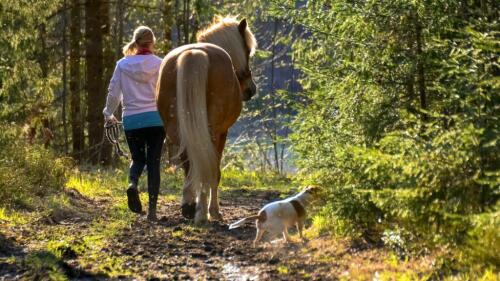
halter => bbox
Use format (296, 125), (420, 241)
(104, 121), (129, 159)
(236, 67), (252, 82)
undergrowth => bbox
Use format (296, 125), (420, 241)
(0, 124), (71, 211)
(3, 121), (495, 279)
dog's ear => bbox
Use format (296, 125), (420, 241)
(305, 185), (321, 194)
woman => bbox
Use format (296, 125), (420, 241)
(103, 26), (164, 221)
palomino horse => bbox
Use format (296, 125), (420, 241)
(156, 16), (257, 225)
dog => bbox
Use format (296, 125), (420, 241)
(229, 186), (320, 246)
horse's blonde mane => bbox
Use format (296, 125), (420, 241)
(197, 16), (257, 72)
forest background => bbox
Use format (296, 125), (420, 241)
(0, 0), (498, 279)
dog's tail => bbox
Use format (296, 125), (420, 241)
(228, 214), (262, 229)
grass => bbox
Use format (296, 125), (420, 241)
(277, 265), (289, 275)
(1, 165), (152, 278)
(22, 251), (70, 281)
(221, 168), (293, 193)
(0, 207), (30, 224)
(3, 158), (497, 280)
(0, 165), (296, 278)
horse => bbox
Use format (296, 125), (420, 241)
(156, 16), (257, 225)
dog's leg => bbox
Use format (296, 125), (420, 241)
(282, 227), (291, 244)
(253, 228), (265, 247)
(297, 221), (304, 240)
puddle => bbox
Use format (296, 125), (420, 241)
(222, 262), (259, 281)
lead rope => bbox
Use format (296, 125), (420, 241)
(104, 121), (129, 159)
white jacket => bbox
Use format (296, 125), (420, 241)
(103, 55), (162, 118)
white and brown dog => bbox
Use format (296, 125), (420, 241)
(229, 186), (319, 246)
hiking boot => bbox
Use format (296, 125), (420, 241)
(126, 183), (142, 213)
(147, 199), (157, 221)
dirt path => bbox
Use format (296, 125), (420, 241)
(109, 192), (305, 280)
(1, 186), (433, 280)
(1, 188), (334, 280)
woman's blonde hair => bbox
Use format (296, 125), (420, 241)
(122, 26), (156, 56)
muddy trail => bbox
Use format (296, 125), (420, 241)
(1, 188), (341, 280)
(107, 191), (317, 280)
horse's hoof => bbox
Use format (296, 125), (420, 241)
(194, 216), (209, 226)
(209, 212), (224, 222)
(181, 203), (196, 219)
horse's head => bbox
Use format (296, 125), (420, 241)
(197, 16), (258, 101)
(236, 19), (257, 101)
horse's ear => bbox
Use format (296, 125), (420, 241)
(238, 18), (248, 34)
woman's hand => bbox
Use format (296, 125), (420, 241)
(105, 115), (118, 126)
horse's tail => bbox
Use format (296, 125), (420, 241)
(228, 214), (262, 230)
(176, 50), (218, 197)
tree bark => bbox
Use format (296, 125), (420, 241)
(62, 0), (69, 153)
(183, 0), (190, 44)
(191, 0), (201, 43)
(99, 0), (113, 165)
(70, 0), (84, 158)
(115, 0), (125, 57)
(164, 0), (174, 50)
(38, 24), (49, 78)
(175, 0), (181, 47)
(270, 19), (280, 173)
(414, 12), (427, 121)
(405, 33), (415, 107)
(85, 0), (104, 164)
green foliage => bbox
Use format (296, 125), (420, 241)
(465, 204), (500, 269)
(22, 251), (69, 281)
(220, 167), (292, 194)
(0, 123), (72, 209)
(0, 0), (60, 121)
(267, 0), (499, 275)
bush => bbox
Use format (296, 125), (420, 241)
(278, 5), (499, 278)
(0, 123), (72, 209)
(465, 205), (500, 269)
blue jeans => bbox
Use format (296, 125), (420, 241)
(125, 126), (165, 203)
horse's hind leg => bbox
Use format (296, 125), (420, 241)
(195, 187), (209, 225)
(209, 133), (227, 221)
(180, 154), (196, 219)
(209, 172), (222, 221)
(208, 161), (223, 221)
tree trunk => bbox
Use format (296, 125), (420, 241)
(38, 24), (49, 78)
(191, 0), (201, 43)
(115, 0), (125, 58)
(62, 0), (69, 153)
(164, 0), (174, 50)
(405, 33), (415, 108)
(99, 0), (113, 165)
(270, 19), (280, 173)
(183, 0), (190, 44)
(70, 0), (84, 158)
(85, 0), (104, 164)
(175, 0), (181, 46)
(414, 12), (427, 121)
